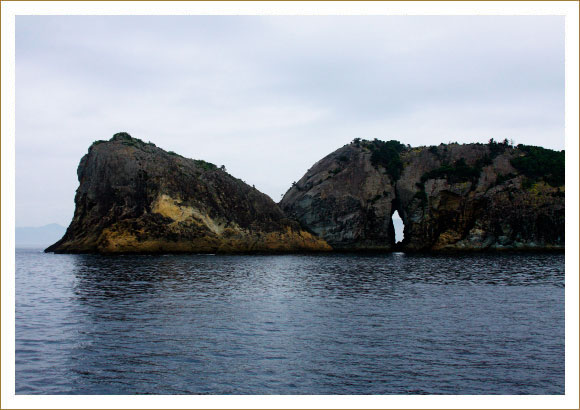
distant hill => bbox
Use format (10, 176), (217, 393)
(16, 224), (66, 248)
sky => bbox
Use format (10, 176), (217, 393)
(16, 15), (564, 228)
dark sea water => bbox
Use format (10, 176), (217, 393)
(16, 249), (564, 395)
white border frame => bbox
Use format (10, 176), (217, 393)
(2, 1), (578, 409)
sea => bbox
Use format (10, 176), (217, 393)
(15, 248), (564, 395)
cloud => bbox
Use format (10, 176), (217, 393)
(16, 15), (564, 226)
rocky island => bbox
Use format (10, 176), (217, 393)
(46, 133), (331, 253)
(47, 133), (564, 254)
(281, 138), (564, 252)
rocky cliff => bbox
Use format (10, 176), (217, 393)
(281, 139), (564, 252)
(46, 133), (331, 254)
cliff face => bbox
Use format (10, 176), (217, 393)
(279, 142), (399, 250)
(281, 139), (564, 252)
(46, 133), (331, 254)
(48, 134), (564, 254)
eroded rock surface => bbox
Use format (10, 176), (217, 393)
(279, 142), (399, 250)
(46, 133), (331, 254)
(281, 139), (564, 251)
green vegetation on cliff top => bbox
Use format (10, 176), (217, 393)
(352, 138), (406, 180)
(511, 144), (564, 187)
(412, 139), (564, 206)
(422, 158), (483, 185)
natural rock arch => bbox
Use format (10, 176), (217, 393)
(280, 139), (564, 252)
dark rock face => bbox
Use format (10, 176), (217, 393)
(281, 140), (564, 252)
(279, 142), (398, 250)
(46, 133), (331, 254)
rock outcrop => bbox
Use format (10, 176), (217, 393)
(279, 140), (401, 251)
(281, 139), (564, 252)
(46, 133), (331, 254)
(48, 133), (564, 254)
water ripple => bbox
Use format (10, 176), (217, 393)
(16, 249), (564, 394)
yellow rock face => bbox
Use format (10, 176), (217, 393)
(92, 195), (333, 254)
(152, 194), (195, 222)
(96, 225), (331, 254)
(152, 194), (227, 234)
(432, 229), (464, 250)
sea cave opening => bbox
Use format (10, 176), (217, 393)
(392, 209), (405, 245)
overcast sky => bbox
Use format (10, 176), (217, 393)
(16, 15), (564, 227)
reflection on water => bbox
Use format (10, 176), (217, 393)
(16, 250), (564, 394)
